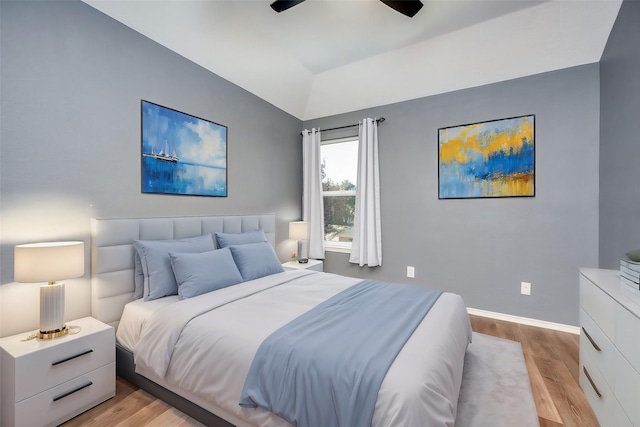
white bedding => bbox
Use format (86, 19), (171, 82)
(116, 295), (179, 352)
(121, 270), (472, 427)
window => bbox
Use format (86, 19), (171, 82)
(321, 137), (358, 252)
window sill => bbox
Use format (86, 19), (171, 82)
(324, 243), (351, 254)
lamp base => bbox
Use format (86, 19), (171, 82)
(297, 239), (309, 263)
(38, 325), (68, 340)
(40, 281), (66, 336)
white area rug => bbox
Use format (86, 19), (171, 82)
(456, 332), (539, 427)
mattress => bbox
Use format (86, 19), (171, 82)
(118, 270), (472, 427)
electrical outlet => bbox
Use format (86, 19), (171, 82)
(521, 282), (531, 295)
(407, 266), (415, 278)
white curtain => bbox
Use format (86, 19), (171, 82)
(349, 118), (382, 267)
(302, 128), (325, 259)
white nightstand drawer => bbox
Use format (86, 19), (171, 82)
(13, 362), (115, 427)
(579, 308), (615, 388)
(282, 259), (323, 272)
(13, 325), (114, 401)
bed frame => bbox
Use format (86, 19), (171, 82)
(91, 214), (276, 426)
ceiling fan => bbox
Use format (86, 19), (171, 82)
(270, 0), (424, 18)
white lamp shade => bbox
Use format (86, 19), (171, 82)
(14, 241), (84, 336)
(289, 221), (309, 240)
(14, 241), (85, 283)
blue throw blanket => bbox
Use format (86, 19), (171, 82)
(238, 280), (443, 427)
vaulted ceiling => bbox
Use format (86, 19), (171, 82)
(83, 0), (621, 120)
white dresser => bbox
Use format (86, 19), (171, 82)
(0, 317), (115, 427)
(579, 268), (640, 427)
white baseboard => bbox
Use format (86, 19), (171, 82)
(467, 307), (580, 335)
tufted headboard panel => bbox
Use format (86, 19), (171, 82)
(91, 214), (276, 328)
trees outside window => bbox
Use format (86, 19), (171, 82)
(321, 138), (358, 248)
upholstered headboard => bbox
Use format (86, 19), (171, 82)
(91, 214), (276, 328)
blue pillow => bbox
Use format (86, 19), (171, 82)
(134, 251), (144, 299)
(228, 242), (284, 282)
(215, 229), (267, 248)
(169, 248), (244, 299)
(133, 234), (215, 301)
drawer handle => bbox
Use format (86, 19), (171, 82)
(581, 327), (601, 352)
(52, 381), (93, 402)
(583, 366), (602, 398)
(51, 349), (93, 366)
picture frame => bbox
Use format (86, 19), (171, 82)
(141, 100), (228, 197)
(438, 115), (535, 199)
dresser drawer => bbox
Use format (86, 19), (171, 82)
(614, 303), (640, 369)
(13, 362), (115, 427)
(615, 398), (634, 427)
(615, 350), (640, 427)
(579, 308), (615, 389)
(580, 353), (615, 427)
(14, 326), (114, 402)
(579, 269), (640, 427)
(580, 274), (615, 339)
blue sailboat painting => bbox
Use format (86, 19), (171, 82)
(141, 100), (227, 197)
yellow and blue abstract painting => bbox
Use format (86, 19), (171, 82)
(438, 115), (535, 199)
(141, 100), (227, 197)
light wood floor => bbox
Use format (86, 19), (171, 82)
(469, 315), (598, 427)
(63, 314), (599, 427)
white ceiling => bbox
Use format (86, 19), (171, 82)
(83, 0), (621, 120)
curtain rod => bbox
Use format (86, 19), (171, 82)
(300, 117), (385, 135)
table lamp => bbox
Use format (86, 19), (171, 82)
(14, 241), (84, 339)
(289, 221), (309, 263)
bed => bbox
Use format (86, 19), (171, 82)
(91, 214), (472, 427)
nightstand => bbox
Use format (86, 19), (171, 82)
(282, 259), (323, 272)
(1, 316), (115, 427)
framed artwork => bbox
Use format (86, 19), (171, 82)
(141, 100), (227, 197)
(438, 115), (535, 199)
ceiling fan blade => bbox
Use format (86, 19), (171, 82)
(270, 0), (306, 13)
(380, 0), (423, 18)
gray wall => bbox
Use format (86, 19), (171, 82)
(0, 0), (609, 336)
(0, 1), (302, 337)
(599, 0), (640, 269)
(305, 64), (601, 326)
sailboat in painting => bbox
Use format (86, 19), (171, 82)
(143, 142), (179, 163)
